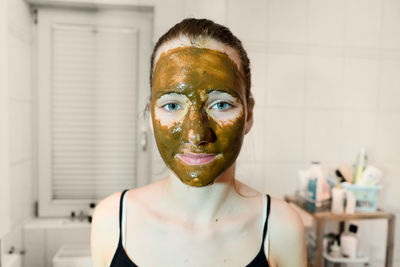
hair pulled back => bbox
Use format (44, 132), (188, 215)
(150, 18), (252, 101)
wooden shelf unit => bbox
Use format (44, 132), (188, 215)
(284, 195), (395, 267)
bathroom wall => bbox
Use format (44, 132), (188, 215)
(2, 0), (398, 265)
(2, 0), (36, 257)
(149, 0), (400, 266)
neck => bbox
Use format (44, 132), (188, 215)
(163, 164), (239, 224)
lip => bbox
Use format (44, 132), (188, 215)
(177, 152), (217, 165)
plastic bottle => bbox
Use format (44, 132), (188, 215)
(345, 190), (356, 214)
(353, 148), (367, 184)
(330, 240), (341, 258)
(331, 186), (345, 214)
(310, 162), (323, 208)
(340, 224), (358, 258)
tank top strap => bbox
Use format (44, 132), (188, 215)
(118, 189), (129, 241)
(261, 194), (271, 244)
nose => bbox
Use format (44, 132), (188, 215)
(182, 106), (215, 146)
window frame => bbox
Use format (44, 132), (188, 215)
(36, 7), (153, 216)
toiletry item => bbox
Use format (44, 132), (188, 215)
(310, 162), (331, 206)
(338, 164), (354, 184)
(341, 224), (358, 258)
(298, 169), (310, 192)
(335, 169), (346, 183)
(353, 148), (367, 184)
(345, 190), (356, 214)
(358, 165), (383, 186)
(324, 233), (338, 254)
(310, 162), (324, 208)
(327, 172), (340, 188)
(330, 240), (341, 258)
(306, 178), (317, 212)
(88, 203), (95, 223)
(331, 187), (345, 214)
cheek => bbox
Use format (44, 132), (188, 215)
(214, 111), (246, 149)
(154, 107), (187, 128)
(152, 119), (183, 161)
(208, 106), (244, 127)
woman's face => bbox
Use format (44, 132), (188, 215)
(151, 44), (248, 187)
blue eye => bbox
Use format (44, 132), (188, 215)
(211, 102), (232, 110)
(163, 103), (181, 111)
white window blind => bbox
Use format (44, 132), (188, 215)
(51, 24), (138, 200)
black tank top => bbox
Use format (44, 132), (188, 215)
(110, 190), (271, 267)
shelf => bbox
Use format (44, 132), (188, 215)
(284, 194), (396, 267)
(323, 252), (369, 264)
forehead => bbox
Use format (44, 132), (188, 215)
(152, 46), (244, 99)
(153, 35), (243, 74)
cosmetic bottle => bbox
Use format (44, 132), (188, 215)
(310, 162), (324, 208)
(345, 190), (356, 214)
(330, 240), (341, 258)
(353, 148), (367, 184)
(340, 224), (358, 258)
(331, 186), (344, 214)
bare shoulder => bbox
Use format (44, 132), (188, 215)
(90, 191), (123, 267)
(92, 191), (121, 230)
(92, 180), (163, 227)
(270, 197), (304, 230)
(269, 197), (307, 267)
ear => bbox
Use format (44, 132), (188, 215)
(145, 101), (153, 132)
(148, 103), (154, 132)
(244, 95), (254, 135)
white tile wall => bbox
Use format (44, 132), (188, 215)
(226, 0), (268, 45)
(345, 0), (382, 48)
(380, 59), (400, 111)
(3, 0), (35, 258)
(382, 0), (400, 50)
(184, 0), (226, 25)
(308, 0), (346, 47)
(343, 57), (379, 110)
(268, 0), (307, 44)
(9, 101), (32, 163)
(153, 0), (185, 41)
(263, 108), (304, 161)
(304, 109), (342, 162)
(341, 111), (377, 162)
(247, 52), (268, 102)
(224, 0), (400, 264)
(10, 161), (33, 224)
(305, 55), (344, 108)
(376, 112), (400, 161)
(379, 162), (400, 208)
(266, 53), (306, 107)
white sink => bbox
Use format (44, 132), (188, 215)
(24, 218), (90, 229)
(53, 245), (92, 267)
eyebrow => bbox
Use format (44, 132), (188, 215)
(207, 89), (240, 99)
(155, 87), (241, 99)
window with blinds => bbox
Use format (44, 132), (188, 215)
(50, 24), (138, 201)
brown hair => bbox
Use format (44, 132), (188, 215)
(150, 18), (252, 101)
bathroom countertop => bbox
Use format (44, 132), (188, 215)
(24, 217), (91, 229)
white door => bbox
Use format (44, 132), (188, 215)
(36, 6), (153, 216)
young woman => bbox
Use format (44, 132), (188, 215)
(91, 18), (307, 267)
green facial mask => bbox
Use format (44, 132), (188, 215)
(151, 46), (246, 187)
